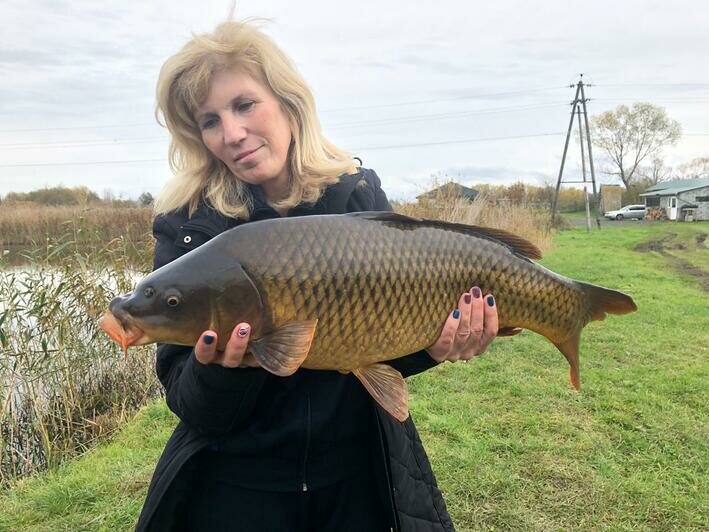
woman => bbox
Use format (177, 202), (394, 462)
(136, 20), (498, 532)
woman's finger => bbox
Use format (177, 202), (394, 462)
(222, 323), (251, 368)
(194, 331), (218, 365)
(454, 291), (472, 340)
(477, 294), (499, 354)
(468, 286), (485, 342)
(426, 308), (461, 362)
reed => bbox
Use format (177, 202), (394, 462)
(393, 184), (553, 252)
(0, 235), (160, 486)
(0, 204), (153, 266)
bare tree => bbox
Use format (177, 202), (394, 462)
(640, 157), (672, 185)
(590, 102), (681, 189)
(676, 156), (709, 179)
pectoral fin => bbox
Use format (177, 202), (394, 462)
(352, 364), (409, 422)
(497, 326), (523, 337)
(248, 320), (318, 377)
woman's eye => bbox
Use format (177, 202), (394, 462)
(200, 118), (217, 130)
(236, 101), (255, 113)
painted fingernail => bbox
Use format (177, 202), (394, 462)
(203, 334), (215, 345)
(237, 326), (250, 338)
(487, 295), (495, 307)
(472, 287), (481, 298)
(453, 309), (460, 319)
(464, 293), (471, 304)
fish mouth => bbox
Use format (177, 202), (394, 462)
(98, 311), (152, 356)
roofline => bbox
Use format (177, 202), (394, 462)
(641, 184), (709, 196)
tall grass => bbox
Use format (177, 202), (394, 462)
(0, 204), (153, 265)
(394, 185), (553, 252)
(0, 216), (160, 486)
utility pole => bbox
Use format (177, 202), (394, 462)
(550, 74), (601, 229)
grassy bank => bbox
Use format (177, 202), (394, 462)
(1, 221), (706, 530)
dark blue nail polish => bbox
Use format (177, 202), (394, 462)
(204, 334), (215, 345)
(487, 296), (495, 307)
(452, 309), (460, 319)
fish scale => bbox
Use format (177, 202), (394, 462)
(227, 214), (584, 370)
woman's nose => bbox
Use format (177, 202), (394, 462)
(222, 115), (247, 145)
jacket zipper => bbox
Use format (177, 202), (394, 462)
(301, 393), (311, 492)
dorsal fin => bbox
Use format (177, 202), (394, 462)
(345, 211), (542, 260)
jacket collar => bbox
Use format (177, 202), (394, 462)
(188, 171), (363, 234)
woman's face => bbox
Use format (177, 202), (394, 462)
(196, 68), (293, 196)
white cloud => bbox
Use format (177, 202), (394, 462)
(1, 0), (707, 200)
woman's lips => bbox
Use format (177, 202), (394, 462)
(236, 146), (262, 162)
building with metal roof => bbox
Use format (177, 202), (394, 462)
(639, 177), (709, 221)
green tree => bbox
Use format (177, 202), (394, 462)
(590, 102), (681, 189)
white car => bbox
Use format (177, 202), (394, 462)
(604, 204), (647, 220)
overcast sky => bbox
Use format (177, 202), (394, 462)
(1, 0), (708, 201)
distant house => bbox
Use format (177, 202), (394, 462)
(416, 182), (479, 202)
(639, 177), (709, 221)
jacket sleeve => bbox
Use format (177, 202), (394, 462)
(152, 215), (268, 436)
(351, 169), (441, 378)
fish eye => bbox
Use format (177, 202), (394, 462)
(166, 295), (181, 307)
(144, 287), (155, 298)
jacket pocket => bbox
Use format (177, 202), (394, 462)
(174, 222), (217, 252)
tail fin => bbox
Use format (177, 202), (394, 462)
(554, 283), (637, 390)
(578, 281), (638, 321)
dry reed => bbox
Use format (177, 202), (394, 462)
(0, 224), (160, 486)
(393, 183), (553, 252)
(0, 204), (153, 265)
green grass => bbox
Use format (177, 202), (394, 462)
(1, 222), (707, 531)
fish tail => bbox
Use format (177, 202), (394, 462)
(553, 282), (637, 391)
(577, 281), (638, 321)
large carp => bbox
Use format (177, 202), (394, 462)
(100, 211), (637, 421)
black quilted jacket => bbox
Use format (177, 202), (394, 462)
(135, 168), (455, 531)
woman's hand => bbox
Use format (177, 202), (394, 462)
(426, 286), (499, 363)
(194, 323), (260, 368)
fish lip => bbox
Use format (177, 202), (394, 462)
(98, 311), (149, 353)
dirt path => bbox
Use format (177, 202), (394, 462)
(634, 232), (709, 291)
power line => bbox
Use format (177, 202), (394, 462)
(351, 132), (564, 152)
(0, 158), (165, 168)
(328, 102), (567, 129)
(1, 84), (707, 136)
(0, 122), (157, 134)
(0, 136), (168, 150)
(0, 132), (567, 167)
(593, 83), (709, 88)
(593, 98), (709, 103)
(320, 85), (567, 112)
(0, 86), (569, 134)
(0, 102), (569, 149)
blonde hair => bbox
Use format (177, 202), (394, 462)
(154, 20), (357, 218)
